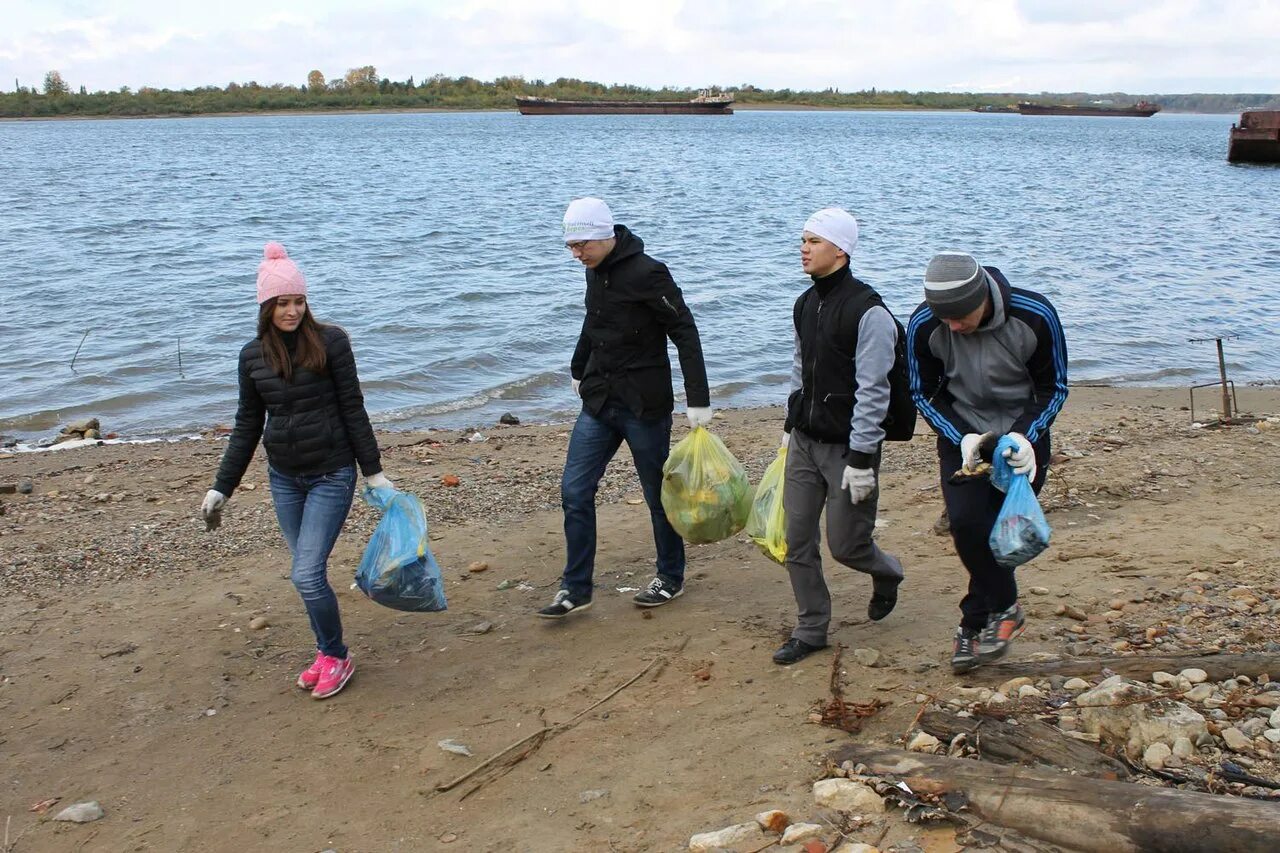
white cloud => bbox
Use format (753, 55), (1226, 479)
(1, 0), (1276, 93)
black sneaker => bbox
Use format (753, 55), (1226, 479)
(951, 626), (981, 673)
(633, 576), (684, 608)
(537, 590), (592, 619)
(976, 603), (1025, 662)
(868, 576), (902, 621)
(772, 637), (827, 665)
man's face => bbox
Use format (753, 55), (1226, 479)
(567, 238), (616, 270)
(800, 232), (846, 277)
(943, 298), (989, 334)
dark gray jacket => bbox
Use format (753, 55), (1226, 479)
(906, 267), (1068, 445)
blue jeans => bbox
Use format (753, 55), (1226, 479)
(560, 405), (685, 600)
(268, 464), (357, 658)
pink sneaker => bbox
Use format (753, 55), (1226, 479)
(297, 651), (325, 690)
(311, 654), (354, 700)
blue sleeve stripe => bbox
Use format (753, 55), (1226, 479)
(1009, 293), (1069, 441)
(906, 307), (964, 444)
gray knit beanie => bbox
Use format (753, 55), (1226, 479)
(923, 252), (989, 319)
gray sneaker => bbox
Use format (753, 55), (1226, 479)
(537, 590), (592, 619)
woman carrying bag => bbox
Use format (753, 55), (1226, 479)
(202, 242), (391, 699)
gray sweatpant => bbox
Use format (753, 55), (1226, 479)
(783, 429), (904, 646)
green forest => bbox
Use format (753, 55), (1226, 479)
(4, 68), (1277, 118)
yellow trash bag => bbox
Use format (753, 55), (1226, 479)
(660, 426), (752, 544)
(745, 447), (787, 564)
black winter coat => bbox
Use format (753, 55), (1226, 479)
(570, 226), (710, 420)
(213, 325), (382, 496)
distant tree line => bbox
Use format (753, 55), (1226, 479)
(3, 69), (1277, 118)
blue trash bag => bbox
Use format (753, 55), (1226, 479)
(988, 435), (1052, 569)
(354, 485), (447, 612)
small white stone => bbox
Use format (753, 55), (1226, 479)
(1264, 729), (1280, 744)
(1185, 684), (1214, 702)
(1180, 668), (1209, 684)
(999, 677), (1034, 696)
(812, 778), (886, 814)
(907, 732), (941, 753)
(688, 823), (765, 852)
(1172, 736), (1195, 758)
(1152, 671), (1178, 686)
(987, 692), (1011, 707)
(1064, 678), (1090, 692)
(1019, 684), (1045, 699)
(54, 802), (105, 823)
(1222, 727), (1252, 752)
(781, 823), (824, 845)
(1144, 742), (1173, 770)
(1269, 708), (1280, 729)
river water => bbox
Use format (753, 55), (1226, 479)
(1, 109), (1276, 439)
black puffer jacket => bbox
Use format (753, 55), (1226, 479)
(569, 225), (710, 420)
(213, 325), (382, 496)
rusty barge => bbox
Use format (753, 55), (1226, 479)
(1017, 100), (1161, 117)
(1228, 111), (1280, 163)
(515, 94), (734, 116)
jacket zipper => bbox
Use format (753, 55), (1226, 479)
(808, 299), (824, 426)
(660, 295), (678, 316)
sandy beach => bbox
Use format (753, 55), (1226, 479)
(2, 385), (1279, 851)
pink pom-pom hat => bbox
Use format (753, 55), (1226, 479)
(255, 241), (308, 305)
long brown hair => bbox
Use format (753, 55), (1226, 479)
(257, 297), (328, 382)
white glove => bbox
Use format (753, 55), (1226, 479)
(1002, 432), (1036, 480)
(366, 472), (393, 491)
(201, 489), (227, 519)
(571, 378), (581, 397)
(841, 466), (876, 504)
(780, 431), (790, 449)
(686, 407), (714, 428)
(960, 433), (985, 470)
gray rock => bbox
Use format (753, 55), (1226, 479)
(1222, 727), (1252, 752)
(688, 822), (767, 852)
(1144, 742), (1173, 770)
(1076, 680), (1207, 754)
(1180, 668), (1209, 684)
(17, 479), (33, 494)
(1270, 708), (1280, 729)
(54, 801), (105, 823)
(852, 647), (882, 667)
(1064, 677), (1091, 692)
(1239, 718), (1268, 738)
(1185, 684), (1213, 703)
(781, 823), (824, 844)
(579, 788), (609, 803)
(499, 413), (520, 426)
(1264, 729), (1280, 744)
(1172, 736), (1195, 758)
(812, 778), (885, 814)
(907, 732), (941, 752)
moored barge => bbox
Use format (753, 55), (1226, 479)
(515, 94), (734, 116)
(1228, 111), (1280, 163)
(1017, 100), (1161, 117)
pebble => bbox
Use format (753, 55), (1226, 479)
(998, 677), (1034, 695)
(907, 732), (941, 752)
(467, 561), (489, 573)
(812, 778), (885, 813)
(688, 823), (764, 852)
(1172, 736), (1195, 758)
(852, 648), (881, 667)
(1222, 727), (1252, 752)
(1265, 730), (1280, 744)
(755, 810), (791, 833)
(466, 621), (493, 635)
(1152, 671), (1178, 686)
(1183, 684), (1213, 702)
(18, 479), (34, 494)
(1180, 668), (1209, 684)
(579, 789), (609, 803)
(781, 823), (824, 845)
(1064, 677), (1091, 692)
(53, 801), (105, 823)
(1029, 586), (1050, 595)
(1018, 684), (1044, 699)
(1055, 604), (1088, 621)
(1272, 709), (1280, 728)
(248, 616), (269, 630)
(1143, 742), (1172, 770)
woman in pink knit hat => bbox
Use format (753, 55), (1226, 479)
(202, 242), (391, 700)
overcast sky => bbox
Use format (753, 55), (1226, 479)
(4, 0), (1278, 94)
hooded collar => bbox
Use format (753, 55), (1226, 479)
(974, 267), (1012, 332)
(596, 224), (645, 271)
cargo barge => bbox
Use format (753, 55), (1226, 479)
(1017, 100), (1161, 117)
(515, 94), (734, 116)
(1228, 111), (1280, 163)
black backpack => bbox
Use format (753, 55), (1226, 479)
(845, 289), (917, 442)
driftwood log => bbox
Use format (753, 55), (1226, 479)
(918, 710), (1129, 779)
(833, 745), (1280, 853)
(970, 652), (1278, 683)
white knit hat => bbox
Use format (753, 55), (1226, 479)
(803, 207), (859, 256)
(563, 197), (615, 241)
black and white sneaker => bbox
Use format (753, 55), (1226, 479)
(537, 590), (592, 619)
(633, 576), (684, 608)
